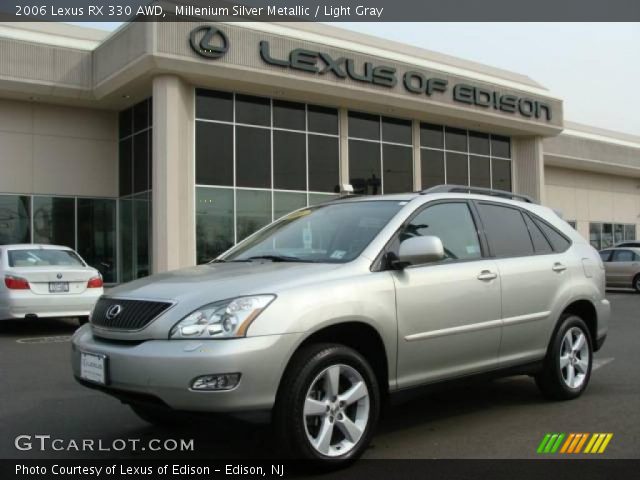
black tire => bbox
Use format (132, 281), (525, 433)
(274, 343), (380, 466)
(535, 314), (593, 400)
(633, 274), (640, 293)
(78, 316), (89, 326)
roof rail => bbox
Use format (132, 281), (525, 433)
(420, 184), (537, 204)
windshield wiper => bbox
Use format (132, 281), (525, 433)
(238, 255), (309, 263)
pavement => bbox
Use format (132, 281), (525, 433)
(0, 292), (638, 460)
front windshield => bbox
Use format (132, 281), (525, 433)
(221, 201), (404, 264)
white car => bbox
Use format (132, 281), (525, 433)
(0, 244), (103, 324)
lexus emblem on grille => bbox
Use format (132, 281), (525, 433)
(56, 273), (62, 279)
(106, 304), (123, 320)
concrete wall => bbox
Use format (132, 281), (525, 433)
(544, 165), (640, 239)
(0, 98), (118, 197)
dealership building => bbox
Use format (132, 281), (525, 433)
(1, 21), (639, 284)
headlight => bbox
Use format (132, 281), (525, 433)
(169, 295), (275, 339)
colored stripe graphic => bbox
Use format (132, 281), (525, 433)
(585, 433), (614, 454)
(539, 433), (614, 454)
(537, 433), (565, 453)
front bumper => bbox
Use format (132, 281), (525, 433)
(0, 290), (102, 320)
(71, 325), (303, 413)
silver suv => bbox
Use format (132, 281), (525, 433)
(72, 186), (609, 464)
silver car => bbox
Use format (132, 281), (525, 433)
(599, 247), (640, 291)
(71, 186), (609, 464)
(1, 244), (104, 324)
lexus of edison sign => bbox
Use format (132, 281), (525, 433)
(189, 25), (553, 122)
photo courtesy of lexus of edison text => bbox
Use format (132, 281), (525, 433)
(0, 1), (639, 479)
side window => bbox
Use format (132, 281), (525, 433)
(523, 214), (553, 254)
(599, 250), (612, 262)
(612, 250), (635, 262)
(401, 203), (482, 261)
(533, 217), (571, 252)
(477, 203), (534, 257)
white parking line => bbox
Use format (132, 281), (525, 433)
(593, 357), (615, 370)
(16, 336), (72, 344)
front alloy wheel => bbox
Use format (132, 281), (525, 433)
(274, 343), (380, 464)
(304, 364), (370, 457)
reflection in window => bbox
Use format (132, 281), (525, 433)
(349, 139), (381, 195)
(32, 197), (75, 248)
(589, 222), (636, 250)
(0, 195), (30, 244)
(77, 199), (116, 283)
(196, 188), (234, 263)
(237, 189), (272, 242)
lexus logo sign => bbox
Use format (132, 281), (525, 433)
(190, 25), (229, 59)
(105, 304), (123, 320)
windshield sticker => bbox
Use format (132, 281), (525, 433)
(330, 250), (346, 259)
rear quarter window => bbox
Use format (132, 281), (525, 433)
(532, 216), (572, 252)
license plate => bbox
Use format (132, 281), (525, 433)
(49, 282), (69, 293)
(80, 352), (107, 385)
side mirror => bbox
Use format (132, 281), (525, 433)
(397, 236), (445, 267)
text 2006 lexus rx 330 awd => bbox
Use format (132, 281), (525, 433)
(72, 186), (609, 465)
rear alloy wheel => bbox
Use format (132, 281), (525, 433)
(274, 343), (380, 465)
(536, 315), (593, 400)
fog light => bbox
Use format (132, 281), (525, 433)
(191, 373), (241, 391)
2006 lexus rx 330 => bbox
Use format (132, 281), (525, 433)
(72, 186), (609, 465)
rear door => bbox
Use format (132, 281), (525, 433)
(474, 202), (572, 367)
(607, 249), (640, 287)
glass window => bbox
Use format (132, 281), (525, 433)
(445, 152), (468, 186)
(196, 187), (234, 263)
(274, 191), (307, 219)
(77, 198), (116, 283)
(469, 155), (490, 188)
(349, 140), (381, 195)
(401, 202), (482, 262)
(133, 99), (149, 133)
(224, 201), (403, 264)
(381, 117), (412, 145)
(119, 109), (132, 138)
(382, 144), (413, 194)
(32, 197), (75, 248)
(523, 213), (553, 254)
(237, 189), (272, 241)
(8, 249), (83, 267)
(567, 220), (577, 229)
(236, 94), (270, 126)
(589, 223), (602, 250)
(236, 127), (271, 188)
(612, 249), (635, 262)
(469, 131), (490, 155)
(273, 130), (306, 191)
(196, 89), (233, 122)
(133, 193), (150, 279)
(309, 193), (339, 206)
(599, 250), (612, 262)
(420, 123), (444, 149)
(478, 203), (534, 257)
(196, 122), (233, 186)
(308, 135), (339, 193)
(492, 158), (512, 191)
(0, 195), (30, 244)
(348, 112), (380, 140)
(445, 127), (467, 152)
(625, 224), (636, 241)
(273, 100), (305, 131)
(491, 135), (511, 158)
(133, 130), (149, 193)
(614, 224), (624, 245)
(532, 217), (570, 252)
(602, 223), (614, 249)
(118, 198), (133, 282)
(421, 149), (445, 188)
(308, 106), (338, 135)
(119, 138), (132, 196)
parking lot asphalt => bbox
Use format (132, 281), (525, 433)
(0, 292), (638, 460)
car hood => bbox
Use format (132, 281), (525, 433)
(106, 261), (346, 304)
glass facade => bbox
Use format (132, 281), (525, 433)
(0, 194), (117, 283)
(589, 222), (636, 250)
(118, 98), (153, 282)
(348, 112), (413, 195)
(195, 89), (340, 263)
(420, 123), (512, 191)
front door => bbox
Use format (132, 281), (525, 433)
(392, 201), (502, 388)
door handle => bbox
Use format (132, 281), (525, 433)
(552, 262), (567, 273)
(477, 270), (497, 281)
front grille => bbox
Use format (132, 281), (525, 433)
(91, 297), (173, 330)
